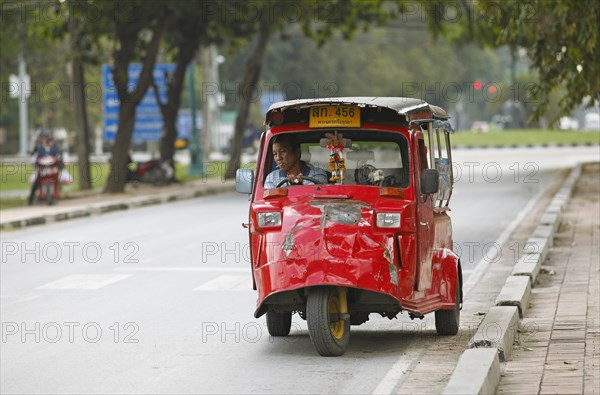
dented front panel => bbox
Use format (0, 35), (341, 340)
(251, 189), (414, 311)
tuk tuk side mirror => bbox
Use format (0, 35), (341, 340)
(236, 168), (254, 194)
(420, 169), (439, 195)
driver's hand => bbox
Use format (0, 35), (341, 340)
(288, 174), (303, 184)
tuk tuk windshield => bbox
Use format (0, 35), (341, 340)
(263, 130), (410, 189)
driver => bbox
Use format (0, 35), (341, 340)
(264, 134), (328, 188)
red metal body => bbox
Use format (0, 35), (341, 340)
(242, 98), (461, 328)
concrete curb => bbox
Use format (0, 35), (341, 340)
(524, 237), (550, 265)
(510, 235), (550, 283)
(511, 252), (543, 283)
(444, 163), (584, 394)
(468, 306), (520, 361)
(540, 211), (562, 233)
(495, 275), (531, 318)
(443, 349), (501, 395)
(0, 182), (236, 231)
(531, 224), (554, 246)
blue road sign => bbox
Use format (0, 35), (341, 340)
(102, 63), (176, 142)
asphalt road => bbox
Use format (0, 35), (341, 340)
(1, 147), (597, 394)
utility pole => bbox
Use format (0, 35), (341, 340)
(211, 46), (224, 158)
(201, 44), (222, 161)
(510, 46), (518, 129)
(201, 47), (212, 161)
(17, 31), (28, 156)
(188, 61), (203, 175)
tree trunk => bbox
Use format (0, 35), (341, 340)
(152, 73), (180, 174)
(72, 61), (91, 190)
(159, 109), (178, 169)
(225, 22), (271, 179)
(105, 20), (167, 193)
(152, 36), (198, 172)
(106, 103), (136, 191)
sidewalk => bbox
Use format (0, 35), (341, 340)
(0, 177), (236, 230)
(497, 163), (600, 394)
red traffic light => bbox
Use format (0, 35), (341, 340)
(473, 81), (483, 90)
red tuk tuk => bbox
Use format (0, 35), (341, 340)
(236, 97), (461, 356)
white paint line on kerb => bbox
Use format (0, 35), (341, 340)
(372, 349), (426, 394)
(462, 186), (546, 297)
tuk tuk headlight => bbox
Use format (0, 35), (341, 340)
(257, 211), (282, 228)
(377, 212), (401, 228)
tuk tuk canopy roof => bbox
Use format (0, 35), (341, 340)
(265, 97), (452, 127)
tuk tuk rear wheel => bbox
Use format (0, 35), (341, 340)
(266, 309), (292, 336)
(307, 287), (350, 356)
(435, 283), (460, 335)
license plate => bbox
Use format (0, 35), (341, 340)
(309, 105), (360, 128)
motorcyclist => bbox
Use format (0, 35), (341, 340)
(36, 133), (63, 169)
(34, 132), (63, 203)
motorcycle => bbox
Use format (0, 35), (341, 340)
(36, 155), (60, 205)
(126, 157), (173, 186)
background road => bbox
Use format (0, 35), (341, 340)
(1, 147), (598, 394)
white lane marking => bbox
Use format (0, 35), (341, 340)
(462, 186), (546, 297)
(36, 274), (131, 290)
(0, 295), (22, 299)
(114, 266), (250, 273)
(193, 275), (252, 292)
(372, 349), (425, 394)
(1, 294), (43, 305)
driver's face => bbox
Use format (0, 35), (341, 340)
(273, 142), (300, 173)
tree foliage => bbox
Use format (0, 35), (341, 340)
(152, 0), (256, 168)
(6, 0), (594, 191)
(426, 0), (600, 120)
(221, 23), (512, 130)
(224, 0), (399, 178)
(0, 0), (90, 153)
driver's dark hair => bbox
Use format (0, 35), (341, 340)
(271, 133), (300, 153)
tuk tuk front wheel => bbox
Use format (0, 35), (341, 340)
(307, 287), (350, 356)
(435, 282), (460, 335)
(266, 309), (292, 336)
